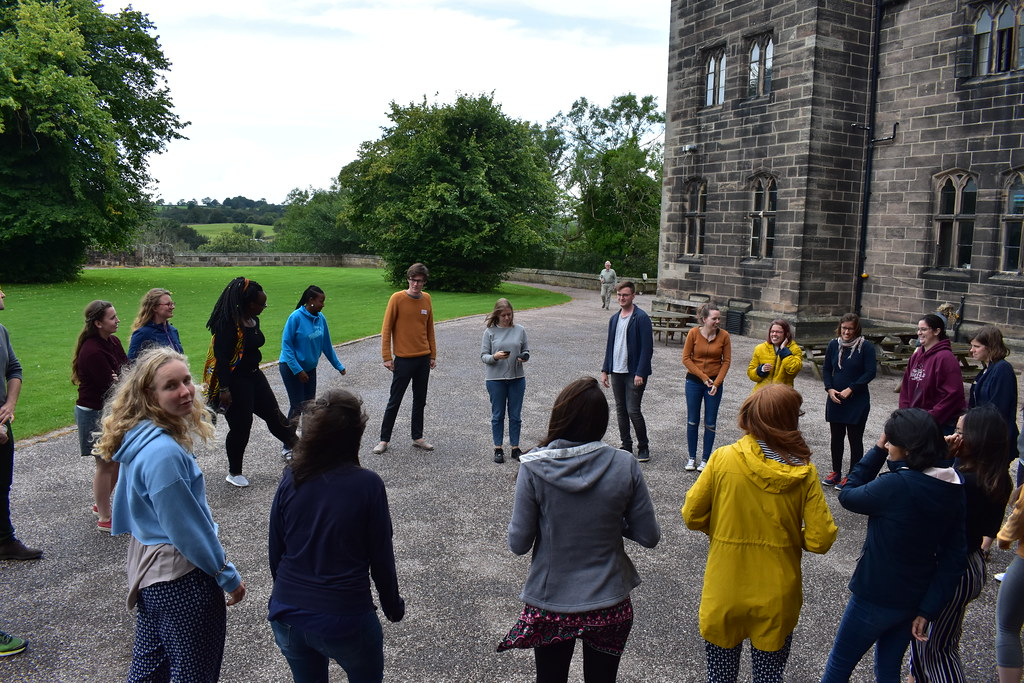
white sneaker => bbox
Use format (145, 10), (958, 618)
(372, 441), (389, 455)
(225, 473), (249, 488)
(685, 459), (696, 471)
(697, 461), (707, 472)
(281, 446), (293, 462)
(996, 572), (1006, 582)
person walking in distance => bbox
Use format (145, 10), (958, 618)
(373, 263), (437, 455)
(599, 261), (618, 309)
(601, 282), (654, 463)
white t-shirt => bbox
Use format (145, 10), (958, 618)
(612, 310), (632, 373)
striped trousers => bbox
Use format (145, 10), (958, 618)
(909, 548), (986, 682)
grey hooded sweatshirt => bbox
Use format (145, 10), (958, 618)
(508, 439), (660, 612)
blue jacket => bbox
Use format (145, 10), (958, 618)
(601, 306), (653, 380)
(269, 465), (403, 621)
(128, 321), (183, 360)
(838, 445), (966, 619)
(279, 308), (345, 375)
(969, 359), (1019, 463)
(110, 421), (240, 593)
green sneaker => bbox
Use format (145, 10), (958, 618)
(0, 630), (26, 657)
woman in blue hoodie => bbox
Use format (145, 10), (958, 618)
(278, 285), (346, 421)
(497, 376), (660, 683)
(95, 347), (245, 682)
(821, 409), (966, 683)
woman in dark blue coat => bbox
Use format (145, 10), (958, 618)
(968, 325), (1019, 479)
(821, 313), (876, 489)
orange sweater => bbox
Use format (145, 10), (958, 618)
(380, 291), (436, 361)
(682, 327), (732, 387)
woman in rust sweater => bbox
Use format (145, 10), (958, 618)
(682, 304), (732, 472)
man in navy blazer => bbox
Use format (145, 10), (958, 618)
(600, 281), (654, 462)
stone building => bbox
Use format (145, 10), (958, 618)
(659, 0), (1024, 336)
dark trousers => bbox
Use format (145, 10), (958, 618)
(379, 355), (431, 442)
(279, 364), (317, 421)
(224, 369), (295, 475)
(534, 639), (622, 683)
(609, 373), (648, 451)
(0, 423), (13, 543)
(829, 422), (866, 475)
(129, 569), (226, 683)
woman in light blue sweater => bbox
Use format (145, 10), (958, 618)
(279, 286), (346, 421)
(481, 298), (529, 463)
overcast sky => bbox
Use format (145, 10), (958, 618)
(113, 0), (670, 205)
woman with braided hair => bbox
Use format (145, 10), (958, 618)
(205, 277), (295, 488)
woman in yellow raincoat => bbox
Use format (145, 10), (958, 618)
(747, 319), (803, 393)
(683, 384), (837, 682)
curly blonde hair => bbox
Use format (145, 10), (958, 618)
(94, 347), (214, 461)
(132, 288), (172, 333)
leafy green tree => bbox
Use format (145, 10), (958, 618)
(198, 231), (266, 253)
(347, 94), (557, 291)
(0, 0), (187, 282)
(547, 94), (664, 275)
(274, 175), (367, 254)
(138, 218), (208, 251)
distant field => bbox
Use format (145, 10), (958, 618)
(189, 223), (276, 239)
(1, 267), (569, 438)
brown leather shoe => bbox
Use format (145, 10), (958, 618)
(0, 538), (42, 561)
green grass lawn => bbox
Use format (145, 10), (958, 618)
(1, 267), (569, 439)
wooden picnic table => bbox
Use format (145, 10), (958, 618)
(650, 311), (697, 345)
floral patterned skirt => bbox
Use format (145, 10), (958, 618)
(496, 597), (633, 656)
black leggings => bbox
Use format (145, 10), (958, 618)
(534, 639), (622, 683)
(829, 422), (865, 475)
(224, 369), (295, 475)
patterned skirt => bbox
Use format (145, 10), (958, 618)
(496, 597), (633, 656)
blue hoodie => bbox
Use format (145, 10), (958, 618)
(111, 420), (240, 593)
(279, 307), (345, 375)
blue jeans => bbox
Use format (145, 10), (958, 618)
(821, 593), (916, 683)
(271, 611), (384, 683)
(685, 377), (723, 461)
(486, 378), (525, 446)
(279, 364), (317, 421)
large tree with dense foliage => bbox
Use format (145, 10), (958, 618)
(0, 0), (186, 282)
(547, 94), (664, 275)
(274, 175), (367, 254)
(347, 94), (557, 291)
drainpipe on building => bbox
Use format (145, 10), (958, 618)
(853, 0), (903, 316)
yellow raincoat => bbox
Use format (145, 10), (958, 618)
(746, 340), (803, 393)
(682, 434), (837, 650)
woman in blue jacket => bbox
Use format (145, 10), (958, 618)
(968, 325), (1019, 477)
(821, 409), (966, 683)
(821, 313), (877, 489)
(95, 347), (245, 682)
(279, 286), (346, 421)
(269, 388), (404, 683)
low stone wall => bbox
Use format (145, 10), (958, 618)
(510, 268), (658, 294)
(86, 249), (380, 269)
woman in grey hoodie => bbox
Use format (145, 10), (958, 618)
(497, 376), (660, 683)
(481, 298), (529, 463)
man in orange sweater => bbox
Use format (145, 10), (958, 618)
(373, 263), (437, 455)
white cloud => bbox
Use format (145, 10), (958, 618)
(112, 0), (668, 203)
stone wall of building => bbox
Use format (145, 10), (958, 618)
(660, 0), (874, 319)
(661, 0), (1024, 335)
(860, 0), (1024, 334)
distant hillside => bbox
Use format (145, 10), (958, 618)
(155, 196), (285, 226)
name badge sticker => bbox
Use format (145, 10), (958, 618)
(421, 309), (428, 315)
